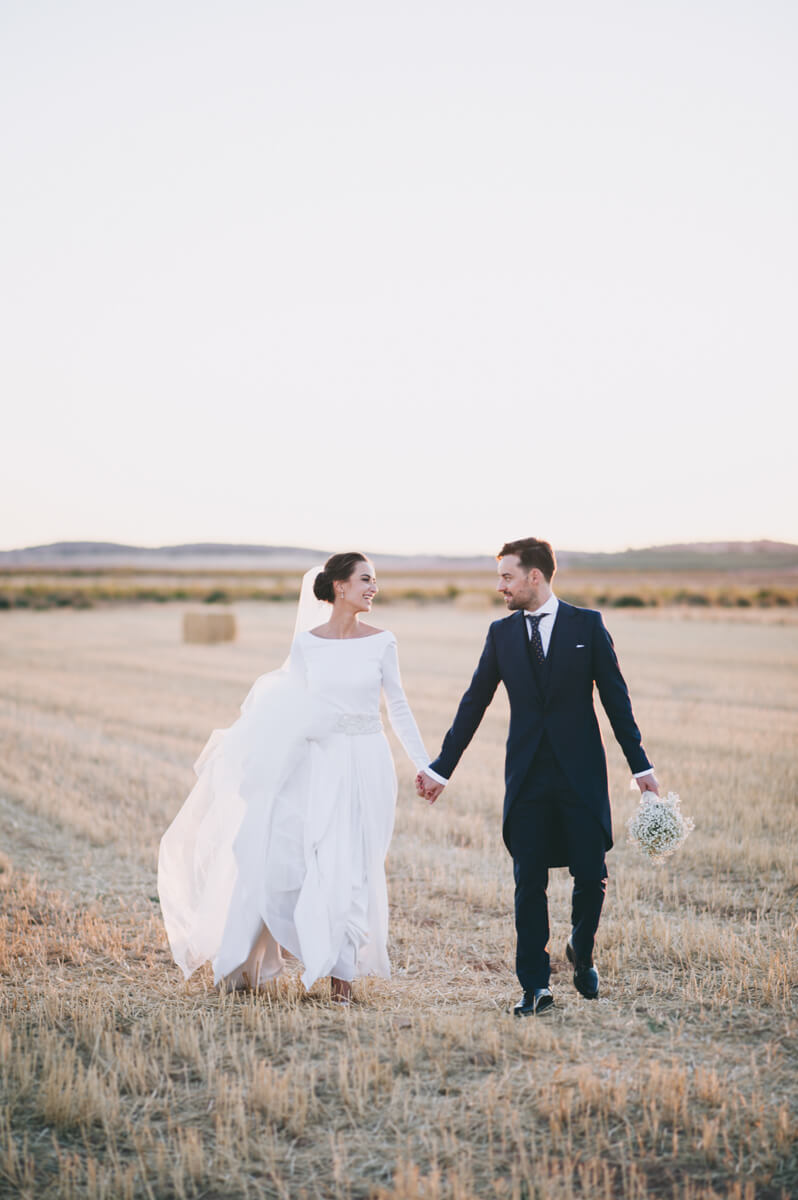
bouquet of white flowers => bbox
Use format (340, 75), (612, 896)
(626, 791), (694, 865)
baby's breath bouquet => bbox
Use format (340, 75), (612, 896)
(627, 791), (694, 865)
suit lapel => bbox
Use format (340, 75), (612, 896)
(544, 601), (571, 690)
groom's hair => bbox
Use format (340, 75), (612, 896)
(497, 538), (556, 581)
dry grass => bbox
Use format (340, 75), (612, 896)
(0, 602), (796, 1198)
(2, 564), (798, 610)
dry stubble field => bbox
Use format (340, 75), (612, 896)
(0, 602), (796, 1199)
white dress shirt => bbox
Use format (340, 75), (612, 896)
(524, 593), (559, 654)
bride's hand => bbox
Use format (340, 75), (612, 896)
(415, 771), (444, 805)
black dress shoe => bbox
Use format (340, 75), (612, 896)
(566, 938), (599, 999)
(513, 987), (554, 1017)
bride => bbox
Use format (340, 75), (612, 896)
(157, 552), (431, 1004)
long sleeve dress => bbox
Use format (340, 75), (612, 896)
(158, 629), (429, 991)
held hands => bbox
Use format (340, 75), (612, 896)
(635, 771), (660, 796)
(415, 770), (445, 805)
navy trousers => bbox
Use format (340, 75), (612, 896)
(505, 737), (608, 991)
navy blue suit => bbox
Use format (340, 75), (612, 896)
(429, 602), (652, 990)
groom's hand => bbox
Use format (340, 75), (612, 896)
(635, 771), (660, 795)
(415, 771), (445, 805)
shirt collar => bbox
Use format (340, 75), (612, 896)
(525, 592), (559, 619)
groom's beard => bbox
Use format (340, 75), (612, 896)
(504, 585), (542, 611)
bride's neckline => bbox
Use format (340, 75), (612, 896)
(306, 628), (389, 642)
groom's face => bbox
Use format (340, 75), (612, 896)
(496, 555), (544, 611)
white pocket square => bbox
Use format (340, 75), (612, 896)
(576, 644), (585, 649)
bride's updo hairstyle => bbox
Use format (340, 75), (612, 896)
(313, 552), (368, 603)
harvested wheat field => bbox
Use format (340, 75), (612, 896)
(0, 602), (796, 1199)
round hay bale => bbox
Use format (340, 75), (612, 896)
(182, 610), (237, 644)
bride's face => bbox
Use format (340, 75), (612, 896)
(336, 560), (378, 612)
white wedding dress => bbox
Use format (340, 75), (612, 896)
(158, 624), (429, 991)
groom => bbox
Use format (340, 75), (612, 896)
(417, 537), (658, 1016)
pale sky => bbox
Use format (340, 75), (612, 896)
(2, 1), (796, 555)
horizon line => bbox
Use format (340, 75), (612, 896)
(2, 536), (796, 559)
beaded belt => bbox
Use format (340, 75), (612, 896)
(334, 714), (383, 735)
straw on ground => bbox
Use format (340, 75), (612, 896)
(0, 602), (796, 1198)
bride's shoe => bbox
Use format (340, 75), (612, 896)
(330, 977), (352, 1006)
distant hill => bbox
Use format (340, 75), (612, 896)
(0, 542), (330, 568)
(1, 539), (797, 571)
(559, 540), (798, 572)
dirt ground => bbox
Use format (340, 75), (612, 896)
(1, 602), (796, 1198)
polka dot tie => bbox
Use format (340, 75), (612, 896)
(526, 613), (546, 665)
